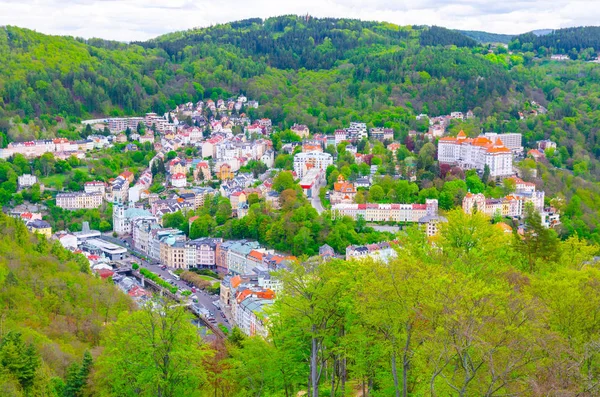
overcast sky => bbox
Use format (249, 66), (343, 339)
(0, 0), (598, 42)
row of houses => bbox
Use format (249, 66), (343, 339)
(55, 171), (135, 210)
(0, 136), (111, 159)
(332, 199), (446, 236)
(462, 177), (560, 228)
(220, 273), (279, 337)
(346, 241), (398, 262)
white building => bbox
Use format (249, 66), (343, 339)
(462, 176), (553, 225)
(171, 173), (187, 188)
(437, 131), (513, 178)
(261, 150), (274, 168)
(293, 151), (333, 179)
(299, 168), (325, 198)
(18, 174), (37, 188)
(132, 218), (159, 254)
(55, 232), (78, 249)
(56, 192), (103, 210)
(84, 181), (106, 195)
(113, 202), (154, 235)
(332, 199), (439, 223)
(482, 132), (523, 154)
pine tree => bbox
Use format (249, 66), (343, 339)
(63, 351), (92, 397)
(482, 164), (490, 184)
(0, 332), (39, 392)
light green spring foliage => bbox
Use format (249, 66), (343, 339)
(217, 209), (600, 397)
(94, 302), (209, 397)
(0, 212), (133, 395)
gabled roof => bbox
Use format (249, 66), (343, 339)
(248, 250), (264, 262)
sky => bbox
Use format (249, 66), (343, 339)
(0, 0), (598, 42)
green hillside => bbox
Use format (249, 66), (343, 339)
(0, 17), (510, 132)
(0, 212), (133, 394)
(3, 17), (600, 239)
(512, 26), (600, 58)
(457, 29), (515, 43)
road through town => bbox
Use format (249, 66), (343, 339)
(100, 234), (231, 330)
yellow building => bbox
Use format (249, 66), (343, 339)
(217, 164), (234, 181)
(27, 220), (52, 238)
(170, 163), (187, 176)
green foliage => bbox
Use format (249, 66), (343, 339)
(94, 302), (208, 396)
(458, 30), (514, 44)
(0, 212), (132, 394)
(0, 332), (39, 392)
(272, 171), (295, 192)
(513, 27), (600, 58)
(139, 268), (178, 294)
(221, 210), (600, 396)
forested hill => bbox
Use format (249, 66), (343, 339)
(0, 212), (133, 393)
(513, 26), (600, 57)
(0, 16), (510, 131)
(138, 18), (477, 69)
(457, 29), (514, 44)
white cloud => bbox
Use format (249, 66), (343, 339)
(0, 0), (598, 41)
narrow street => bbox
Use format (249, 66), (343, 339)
(100, 235), (231, 330)
(311, 194), (325, 214)
(310, 180), (327, 214)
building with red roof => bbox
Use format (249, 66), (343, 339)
(171, 173), (187, 188)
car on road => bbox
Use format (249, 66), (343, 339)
(161, 265), (167, 270)
(220, 312), (225, 318)
(191, 288), (196, 293)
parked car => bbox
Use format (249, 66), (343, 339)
(191, 288), (196, 293)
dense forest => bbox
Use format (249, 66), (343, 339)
(457, 29), (515, 44)
(513, 26), (600, 57)
(0, 17), (511, 134)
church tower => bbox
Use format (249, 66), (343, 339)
(113, 200), (126, 235)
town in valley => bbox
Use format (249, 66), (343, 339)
(4, 94), (561, 338)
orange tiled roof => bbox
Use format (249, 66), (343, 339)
(334, 181), (356, 193)
(487, 147), (511, 153)
(248, 250), (264, 261)
(231, 275), (242, 288)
